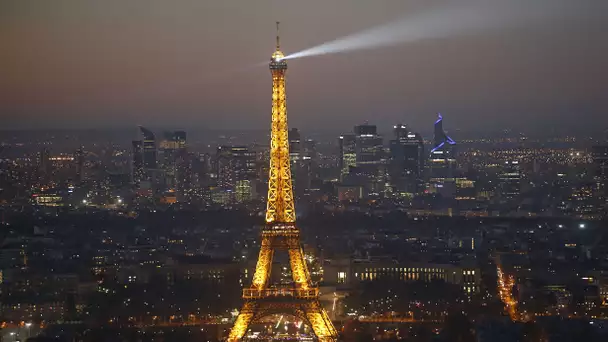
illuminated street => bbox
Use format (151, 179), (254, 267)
(496, 259), (520, 321)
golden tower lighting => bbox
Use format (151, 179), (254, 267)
(227, 23), (337, 342)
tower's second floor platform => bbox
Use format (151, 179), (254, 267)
(243, 287), (319, 299)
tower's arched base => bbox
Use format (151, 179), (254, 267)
(228, 300), (337, 342)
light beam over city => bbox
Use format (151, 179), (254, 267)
(285, 0), (583, 60)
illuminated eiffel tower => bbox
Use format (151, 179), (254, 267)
(227, 23), (337, 342)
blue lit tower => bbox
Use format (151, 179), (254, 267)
(431, 113), (456, 156)
(428, 113), (456, 195)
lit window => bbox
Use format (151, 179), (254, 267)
(337, 271), (347, 283)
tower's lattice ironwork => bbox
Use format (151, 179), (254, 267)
(227, 23), (337, 342)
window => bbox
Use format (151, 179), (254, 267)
(337, 271), (347, 284)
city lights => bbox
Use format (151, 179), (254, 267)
(1, 3), (606, 341)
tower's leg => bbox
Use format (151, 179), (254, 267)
(304, 301), (338, 342)
(287, 238), (311, 289)
(251, 237), (274, 289)
(227, 301), (256, 342)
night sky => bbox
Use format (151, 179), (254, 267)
(1, 0), (607, 132)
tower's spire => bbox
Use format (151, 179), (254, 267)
(276, 21), (280, 50)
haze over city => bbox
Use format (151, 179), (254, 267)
(1, 0), (607, 132)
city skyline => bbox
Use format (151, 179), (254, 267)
(3, 2), (608, 341)
(1, 0), (607, 131)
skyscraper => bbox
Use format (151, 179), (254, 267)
(353, 123), (385, 195)
(289, 128), (301, 163)
(75, 146), (85, 184)
(428, 113), (457, 195)
(159, 130), (189, 190)
(289, 128), (301, 192)
(354, 123), (383, 166)
(498, 160), (521, 200)
(159, 130), (187, 151)
(592, 144), (608, 216)
(131, 140), (144, 185)
(296, 138), (318, 195)
(37, 148), (51, 186)
(139, 126), (157, 170)
(288, 128), (317, 195)
(339, 134), (356, 180)
(431, 114), (456, 159)
(173, 130), (187, 151)
(216, 146), (256, 191)
(175, 150), (192, 197)
(389, 124), (424, 195)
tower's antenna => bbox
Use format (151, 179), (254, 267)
(276, 21), (280, 50)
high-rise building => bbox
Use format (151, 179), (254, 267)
(159, 131), (186, 151)
(174, 130), (187, 151)
(498, 160), (521, 200)
(389, 124), (424, 195)
(175, 153), (193, 197)
(235, 179), (256, 203)
(289, 129), (317, 195)
(299, 138), (318, 194)
(198, 153), (212, 185)
(428, 113), (457, 195)
(393, 123), (408, 140)
(37, 148), (51, 186)
(592, 144), (608, 216)
(75, 147), (85, 184)
(354, 124), (383, 166)
(131, 140), (144, 185)
(159, 130), (189, 190)
(289, 128), (301, 191)
(339, 134), (356, 179)
(351, 123), (385, 195)
(139, 126), (157, 170)
(216, 146), (256, 191)
(289, 128), (301, 163)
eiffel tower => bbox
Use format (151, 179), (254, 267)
(227, 23), (337, 342)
